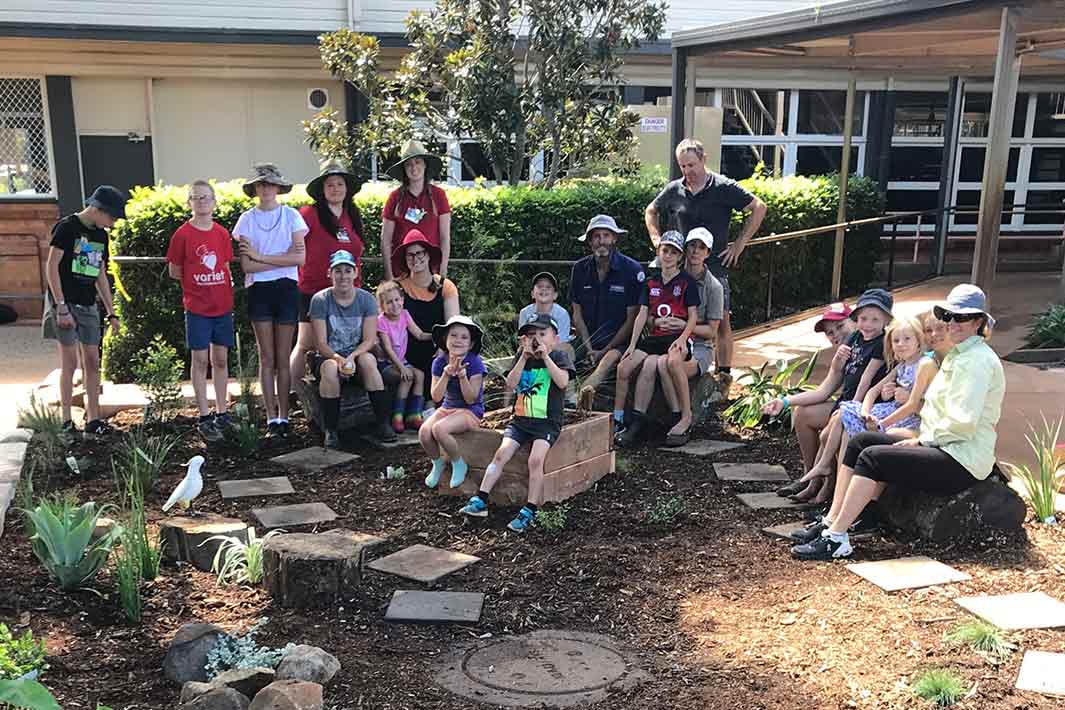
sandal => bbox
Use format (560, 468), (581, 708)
(663, 427), (691, 448)
(788, 476), (824, 502)
(775, 479), (807, 497)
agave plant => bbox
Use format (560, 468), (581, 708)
(21, 498), (122, 591)
(722, 352), (818, 430)
(204, 528), (283, 586)
(1004, 415), (1065, 524)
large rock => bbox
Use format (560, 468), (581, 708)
(878, 477), (1027, 543)
(164, 623), (230, 684)
(180, 688), (250, 710)
(249, 680), (323, 710)
(212, 667), (276, 700)
(275, 646), (340, 686)
(181, 681), (216, 703)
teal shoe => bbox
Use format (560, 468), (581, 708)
(460, 496), (488, 518)
(507, 506), (536, 533)
(424, 458), (446, 488)
(450, 458), (468, 488)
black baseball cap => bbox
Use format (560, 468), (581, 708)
(530, 271), (558, 289)
(85, 185), (128, 220)
(518, 312), (559, 334)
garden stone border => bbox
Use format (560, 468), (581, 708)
(0, 429), (33, 540)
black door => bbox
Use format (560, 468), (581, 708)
(79, 135), (155, 200)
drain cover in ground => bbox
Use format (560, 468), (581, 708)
(368, 544), (480, 584)
(218, 476), (294, 499)
(1016, 651), (1065, 696)
(435, 630), (647, 708)
(955, 592), (1065, 630)
(715, 462), (789, 482)
(385, 590), (484, 624)
(251, 502), (337, 529)
(847, 556), (969, 592)
(736, 492), (813, 510)
(269, 447), (359, 472)
(662, 440), (744, 456)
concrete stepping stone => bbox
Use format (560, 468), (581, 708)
(252, 502), (337, 529)
(736, 492), (814, 510)
(218, 476), (295, 500)
(955, 592), (1065, 630)
(761, 521), (875, 542)
(1016, 651), (1065, 696)
(270, 447), (359, 473)
(368, 544), (480, 584)
(385, 590), (484, 624)
(662, 439), (744, 456)
(715, 462), (789, 482)
(378, 431), (421, 449)
(0, 442), (28, 483)
(847, 555), (969, 592)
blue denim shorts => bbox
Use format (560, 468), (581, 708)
(185, 311), (235, 350)
(247, 278), (299, 325)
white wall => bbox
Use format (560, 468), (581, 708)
(72, 78), (149, 135)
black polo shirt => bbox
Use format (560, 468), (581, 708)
(652, 172), (754, 277)
(568, 250), (645, 350)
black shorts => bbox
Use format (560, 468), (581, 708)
(297, 291), (316, 323)
(504, 419), (561, 447)
(636, 334), (692, 359)
(310, 352), (359, 385)
(247, 278), (299, 325)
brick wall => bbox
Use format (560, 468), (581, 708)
(0, 201), (60, 321)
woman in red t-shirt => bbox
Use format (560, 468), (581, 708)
(380, 140), (451, 281)
(291, 160), (365, 386)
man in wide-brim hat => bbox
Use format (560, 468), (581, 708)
(242, 163), (293, 198)
(386, 140), (443, 182)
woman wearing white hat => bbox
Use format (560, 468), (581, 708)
(792, 284), (1004, 561)
(380, 140), (452, 281)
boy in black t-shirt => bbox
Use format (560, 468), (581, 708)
(460, 313), (575, 532)
(42, 185), (128, 436)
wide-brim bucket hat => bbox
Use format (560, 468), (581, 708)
(578, 214), (627, 242)
(386, 140), (443, 182)
(242, 163), (293, 198)
(391, 229), (442, 278)
(307, 159), (358, 203)
(432, 315), (484, 355)
(933, 283), (995, 328)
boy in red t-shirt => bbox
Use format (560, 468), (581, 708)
(166, 180), (235, 443)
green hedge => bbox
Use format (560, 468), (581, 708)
(103, 175), (884, 382)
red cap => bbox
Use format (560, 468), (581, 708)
(814, 302), (853, 332)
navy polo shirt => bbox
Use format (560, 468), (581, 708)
(568, 250), (645, 349)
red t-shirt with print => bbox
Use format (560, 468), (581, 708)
(381, 184), (451, 248)
(166, 221), (234, 317)
(298, 205), (364, 294)
(639, 271), (701, 337)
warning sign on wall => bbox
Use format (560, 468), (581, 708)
(640, 117), (668, 133)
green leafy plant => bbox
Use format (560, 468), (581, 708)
(204, 529), (281, 586)
(204, 618), (294, 680)
(16, 395), (64, 440)
(912, 669), (967, 706)
(535, 504), (570, 534)
(0, 624), (47, 681)
(0, 679), (61, 710)
(1003, 416), (1064, 524)
(112, 426), (179, 496)
(121, 471), (164, 581)
(646, 496), (683, 526)
(380, 465), (407, 480)
(722, 353), (818, 430)
(132, 334), (184, 421)
(945, 621), (1013, 659)
(21, 497), (122, 591)
(113, 536), (143, 623)
(231, 416), (259, 456)
(1024, 303), (1065, 349)
(234, 332), (258, 422)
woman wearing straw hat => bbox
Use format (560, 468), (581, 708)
(791, 284), (1005, 561)
(232, 163), (308, 438)
(380, 140), (452, 281)
(290, 159), (366, 388)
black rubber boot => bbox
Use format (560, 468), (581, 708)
(368, 389), (397, 442)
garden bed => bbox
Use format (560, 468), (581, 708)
(2, 405), (1064, 709)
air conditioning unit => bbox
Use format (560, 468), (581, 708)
(307, 88), (330, 111)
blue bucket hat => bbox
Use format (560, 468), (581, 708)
(851, 288), (893, 320)
(86, 185), (128, 220)
(933, 284), (995, 328)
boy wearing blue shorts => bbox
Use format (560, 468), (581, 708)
(460, 313), (575, 532)
(167, 180), (235, 442)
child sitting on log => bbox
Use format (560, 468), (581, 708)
(460, 313), (576, 533)
(375, 280), (432, 433)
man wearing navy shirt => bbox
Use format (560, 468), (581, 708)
(568, 214), (645, 408)
(645, 138), (767, 379)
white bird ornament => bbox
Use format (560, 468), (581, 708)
(163, 455), (205, 514)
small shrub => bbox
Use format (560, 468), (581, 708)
(204, 618), (294, 680)
(112, 427), (179, 496)
(1004, 416), (1064, 524)
(113, 538), (143, 623)
(0, 678), (61, 710)
(722, 353), (817, 430)
(133, 334), (184, 421)
(234, 333), (258, 422)
(912, 669), (967, 706)
(945, 621), (1013, 658)
(231, 417), (259, 456)
(16, 396), (64, 439)
(0, 624), (48, 681)
(646, 496), (683, 526)
(205, 529), (281, 586)
(21, 497), (122, 591)
(535, 505), (570, 533)
(1024, 304), (1065, 349)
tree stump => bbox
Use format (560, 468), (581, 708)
(878, 478), (1027, 543)
(160, 515), (248, 572)
(589, 372), (727, 427)
(295, 376), (374, 432)
(262, 529), (385, 608)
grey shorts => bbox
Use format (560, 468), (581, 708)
(714, 272), (731, 314)
(691, 341), (714, 375)
(42, 300), (102, 347)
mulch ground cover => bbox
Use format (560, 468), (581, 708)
(2, 402), (1064, 709)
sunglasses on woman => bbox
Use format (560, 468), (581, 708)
(934, 307), (980, 323)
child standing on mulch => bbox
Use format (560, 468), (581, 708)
(376, 280), (432, 433)
(460, 313), (576, 533)
(420, 315), (486, 490)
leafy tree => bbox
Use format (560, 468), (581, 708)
(304, 0), (666, 187)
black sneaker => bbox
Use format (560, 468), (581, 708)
(788, 521), (827, 544)
(376, 420), (397, 443)
(198, 418), (224, 443)
(62, 420), (79, 436)
(214, 413), (240, 436)
(791, 533), (853, 561)
(803, 504), (829, 522)
(84, 419), (112, 437)
(265, 422), (282, 438)
(278, 420), (291, 438)
(849, 510), (880, 536)
(615, 418), (644, 448)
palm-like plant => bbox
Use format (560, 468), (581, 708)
(1004, 416), (1064, 523)
(22, 498), (122, 591)
(722, 352), (818, 430)
(204, 529), (283, 585)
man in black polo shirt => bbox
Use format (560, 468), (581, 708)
(645, 138), (767, 379)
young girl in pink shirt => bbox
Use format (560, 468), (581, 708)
(376, 280), (432, 432)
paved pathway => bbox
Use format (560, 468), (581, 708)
(0, 324), (55, 432)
